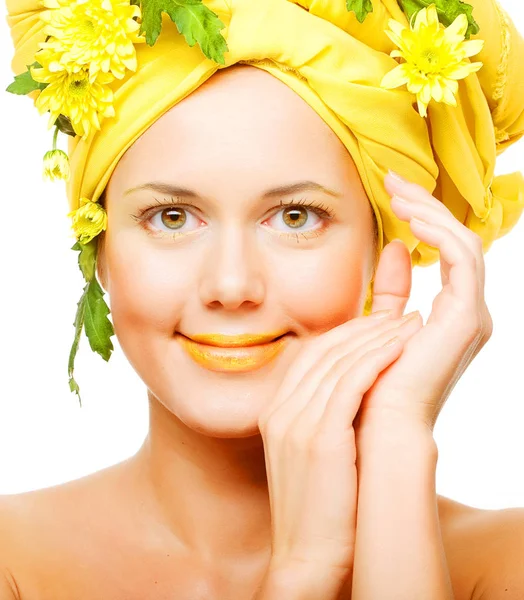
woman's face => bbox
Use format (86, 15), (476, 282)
(98, 64), (377, 438)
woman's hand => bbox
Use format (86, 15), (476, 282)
(256, 310), (422, 597)
(355, 171), (493, 438)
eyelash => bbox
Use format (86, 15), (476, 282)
(130, 196), (336, 243)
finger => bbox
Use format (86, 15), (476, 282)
(284, 314), (421, 434)
(370, 239), (412, 318)
(385, 171), (458, 215)
(389, 191), (486, 294)
(260, 311), (396, 422)
(260, 313), (420, 429)
(319, 338), (406, 433)
(408, 218), (480, 308)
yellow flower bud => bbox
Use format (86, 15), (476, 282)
(67, 197), (108, 245)
(42, 149), (71, 182)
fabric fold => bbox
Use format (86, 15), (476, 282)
(5, 0), (524, 276)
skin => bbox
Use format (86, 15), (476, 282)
(96, 63), (378, 574)
(3, 63), (515, 600)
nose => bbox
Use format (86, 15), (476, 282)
(199, 224), (265, 310)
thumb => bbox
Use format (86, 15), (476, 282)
(370, 239), (412, 318)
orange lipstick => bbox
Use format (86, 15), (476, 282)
(177, 331), (290, 372)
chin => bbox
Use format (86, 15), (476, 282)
(140, 336), (299, 438)
(118, 325), (301, 437)
(149, 373), (278, 438)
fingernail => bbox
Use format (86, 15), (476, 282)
(411, 216), (429, 226)
(370, 309), (394, 319)
(382, 336), (401, 348)
(388, 169), (409, 183)
(400, 310), (420, 322)
(391, 194), (410, 205)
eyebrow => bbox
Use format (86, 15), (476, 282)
(124, 181), (343, 199)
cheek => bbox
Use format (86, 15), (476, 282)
(273, 238), (369, 334)
(104, 225), (371, 343)
(105, 239), (189, 338)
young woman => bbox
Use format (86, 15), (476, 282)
(2, 0), (524, 598)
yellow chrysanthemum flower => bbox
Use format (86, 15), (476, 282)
(380, 3), (485, 117)
(39, 0), (144, 80)
(43, 149), (70, 182)
(67, 197), (108, 245)
(31, 50), (116, 139)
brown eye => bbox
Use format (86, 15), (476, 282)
(282, 206), (308, 229)
(160, 208), (187, 230)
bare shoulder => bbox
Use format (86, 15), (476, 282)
(0, 459), (141, 599)
(437, 494), (524, 600)
(0, 496), (22, 599)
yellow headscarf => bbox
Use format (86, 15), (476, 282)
(6, 0), (524, 312)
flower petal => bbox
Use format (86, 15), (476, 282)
(417, 96), (429, 117)
(419, 84), (432, 104)
(445, 61), (483, 79)
(413, 6), (429, 30)
(425, 4), (440, 33)
(387, 19), (407, 37)
(444, 13), (468, 41)
(380, 63), (411, 89)
(441, 77), (459, 94)
(461, 39), (485, 57)
(430, 77), (444, 102)
(441, 85), (458, 105)
(384, 28), (406, 50)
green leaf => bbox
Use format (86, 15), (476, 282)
(345, 0), (374, 23)
(68, 282), (89, 408)
(397, 0), (479, 39)
(6, 61), (48, 95)
(72, 238), (98, 282)
(138, 0), (229, 64)
(83, 277), (115, 362)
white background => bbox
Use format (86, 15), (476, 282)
(0, 2), (523, 510)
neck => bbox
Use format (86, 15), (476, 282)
(128, 391), (273, 566)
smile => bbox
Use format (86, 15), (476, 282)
(176, 333), (291, 372)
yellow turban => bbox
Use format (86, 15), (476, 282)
(6, 0), (524, 295)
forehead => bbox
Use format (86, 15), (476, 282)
(111, 64), (358, 191)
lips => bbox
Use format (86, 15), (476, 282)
(181, 331), (289, 348)
(176, 332), (291, 372)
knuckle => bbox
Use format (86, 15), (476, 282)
(463, 248), (478, 268)
(332, 349), (359, 377)
(359, 344), (385, 365)
(258, 408), (277, 433)
(455, 314), (483, 344)
(263, 416), (288, 443)
(257, 412), (269, 431)
(310, 432), (338, 459)
(333, 358), (371, 395)
(445, 297), (475, 321)
(468, 231), (484, 252)
(477, 307), (493, 343)
(297, 337), (320, 361)
(324, 341), (349, 365)
(484, 310), (494, 338)
(288, 425), (311, 452)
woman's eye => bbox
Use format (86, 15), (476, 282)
(141, 201), (331, 238)
(265, 205), (324, 233)
(149, 207), (202, 234)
